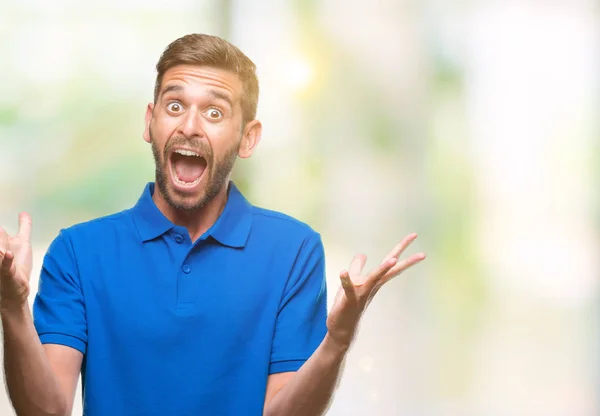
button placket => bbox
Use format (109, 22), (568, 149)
(178, 252), (196, 305)
(176, 240), (205, 306)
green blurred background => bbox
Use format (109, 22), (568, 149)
(0, 1), (598, 415)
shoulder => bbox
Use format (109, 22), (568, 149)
(249, 206), (320, 242)
(57, 209), (132, 244)
(41, 210), (131, 273)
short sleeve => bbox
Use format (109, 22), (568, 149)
(33, 230), (87, 355)
(269, 232), (328, 374)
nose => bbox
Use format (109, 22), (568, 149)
(178, 108), (204, 139)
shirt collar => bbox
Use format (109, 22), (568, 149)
(207, 182), (253, 248)
(131, 182), (175, 242)
(131, 182), (253, 247)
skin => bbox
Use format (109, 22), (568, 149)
(0, 64), (426, 416)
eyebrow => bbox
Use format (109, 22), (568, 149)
(207, 89), (233, 108)
(160, 84), (184, 98)
(160, 85), (233, 108)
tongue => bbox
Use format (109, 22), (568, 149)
(174, 156), (205, 183)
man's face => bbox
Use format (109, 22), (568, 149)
(144, 65), (248, 212)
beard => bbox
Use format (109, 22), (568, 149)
(150, 128), (240, 212)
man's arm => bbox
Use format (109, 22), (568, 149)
(263, 334), (346, 416)
(264, 233), (425, 416)
(2, 304), (82, 416)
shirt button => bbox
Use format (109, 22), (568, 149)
(174, 234), (184, 244)
(182, 264), (191, 274)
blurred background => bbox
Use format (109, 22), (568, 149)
(0, 0), (598, 414)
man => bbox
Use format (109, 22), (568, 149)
(0, 34), (425, 415)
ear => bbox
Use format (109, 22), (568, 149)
(238, 119), (262, 159)
(143, 103), (154, 144)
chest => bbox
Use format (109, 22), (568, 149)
(82, 238), (284, 348)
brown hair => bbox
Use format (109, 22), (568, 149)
(154, 34), (259, 124)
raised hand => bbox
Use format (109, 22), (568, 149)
(326, 233), (426, 349)
(0, 213), (33, 311)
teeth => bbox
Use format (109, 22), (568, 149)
(173, 173), (202, 186)
(174, 149), (199, 157)
(171, 165), (203, 186)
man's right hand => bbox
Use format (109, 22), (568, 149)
(0, 212), (33, 312)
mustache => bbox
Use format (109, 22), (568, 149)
(165, 136), (211, 156)
(147, 127), (213, 162)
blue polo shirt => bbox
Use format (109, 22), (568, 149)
(33, 182), (328, 415)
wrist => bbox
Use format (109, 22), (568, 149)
(323, 332), (352, 357)
(0, 301), (30, 321)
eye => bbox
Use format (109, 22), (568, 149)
(205, 108), (223, 120)
(166, 102), (183, 113)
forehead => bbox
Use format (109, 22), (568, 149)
(159, 65), (243, 102)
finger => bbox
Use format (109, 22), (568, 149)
(349, 254), (367, 277)
(382, 233), (418, 264)
(0, 250), (15, 278)
(339, 270), (357, 303)
(17, 212), (32, 242)
(381, 252), (426, 284)
(365, 257), (397, 290)
(0, 227), (7, 255)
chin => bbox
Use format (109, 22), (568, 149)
(162, 182), (212, 212)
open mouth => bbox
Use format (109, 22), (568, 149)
(169, 149), (207, 188)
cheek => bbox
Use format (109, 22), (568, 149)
(151, 113), (177, 137)
(150, 125), (172, 149)
(207, 120), (243, 142)
(202, 120), (229, 135)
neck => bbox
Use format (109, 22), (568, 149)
(152, 183), (230, 242)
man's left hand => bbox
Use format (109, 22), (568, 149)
(326, 233), (426, 350)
